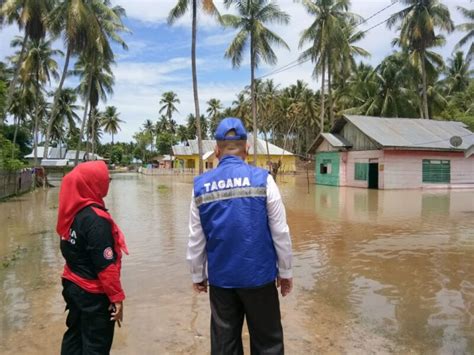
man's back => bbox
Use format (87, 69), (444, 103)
(194, 155), (277, 288)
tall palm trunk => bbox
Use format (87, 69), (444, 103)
(33, 69), (40, 166)
(11, 116), (19, 158)
(91, 108), (97, 159)
(85, 109), (91, 154)
(192, 0), (203, 174)
(75, 68), (93, 165)
(43, 46), (72, 159)
(33, 97), (40, 166)
(320, 59), (326, 133)
(6, 33), (28, 109)
(111, 133), (114, 145)
(420, 52), (430, 119)
(251, 35), (257, 165)
(327, 55), (334, 126)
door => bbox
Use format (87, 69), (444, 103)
(368, 163), (379, 189)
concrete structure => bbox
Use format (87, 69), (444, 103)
(172, 134), (296, 173)
(310, 115), (474, 189)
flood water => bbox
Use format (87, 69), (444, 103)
(0, 173), (473, 354)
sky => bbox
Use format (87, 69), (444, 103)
(0, 0), (471, 143)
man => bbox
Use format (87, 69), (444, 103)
(187, 117), (293, 355)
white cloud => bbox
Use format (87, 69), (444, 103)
(111, 0), (226, 28)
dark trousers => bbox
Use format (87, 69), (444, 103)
(61, 279), (115, 355)
(210, 282), (284, 355)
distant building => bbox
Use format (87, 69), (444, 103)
(64, 151), (106, 165)
(309, 115), (474, 189)
(172, 134), (296, 173)
(151, 155), (175, 169)
(25, 146), (66, 163)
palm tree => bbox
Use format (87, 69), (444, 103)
(101, 105), (123, 145)
(44, 0), (128, 160)
(71, 53), (115, 164)
(455, 5), (474, 60)
(330, 17), (369, 124)
(387, 0), (453, 119)
(222, 0), (289, 165)
(0, 0), (53, 109)
(8, 88), (32, 157)
(15, 37), (62, 165)
(159, 91), (180, 120)
(51, 88), (80, 153)
(345, 53), (419, 118)
(442, 51), (473, 95)
(177, 124), (190, 143)
(299, 0), (352, 132)
(232, 91), (251, 128)
(168, 0), (220, 174)
(87, 107), (103, 157)
(187, 114), (208, 139)
(143, 119), (155, 153)
(206, 98), (223, 135)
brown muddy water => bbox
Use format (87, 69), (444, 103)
(0, 173), (473, 354)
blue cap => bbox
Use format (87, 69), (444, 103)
(214, 117), (247, 141)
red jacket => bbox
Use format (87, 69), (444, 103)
(57, 161), (128, 303)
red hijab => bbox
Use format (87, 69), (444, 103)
(57, 161), (128, 255)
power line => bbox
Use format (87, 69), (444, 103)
(357, 0), (399, 26)
(256, 0), (401, 80)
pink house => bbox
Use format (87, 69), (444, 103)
(311, 115), (474, 189)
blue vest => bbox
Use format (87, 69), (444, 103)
(194, 155), (277, 288)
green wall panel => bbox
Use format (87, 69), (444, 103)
(315, 152), (341, 186)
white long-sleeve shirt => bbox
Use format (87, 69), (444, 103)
(186, 174), (293, 284)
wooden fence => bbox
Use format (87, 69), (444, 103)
(0, 169), (34, 200)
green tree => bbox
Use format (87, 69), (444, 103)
(0, 0), (53, 109)
(44, 0), (128, 161)
(442, 51), (473, 95)
(143, 119), (155, 153)
(387, 0), (453, 119)
(50, 88), (80, 153)
(187, 114), (208, 139)
(101, 106), (123, 145)
(206, 98), (223, 135)
(71, 53), (115, 162)
(0, 62), (8, 123)
(176, 124), (190, 143)
(14, 37), (62, 165)
(168, 0), (220, 174)
(0, 132), (24, 170)
(156, 131), (178, 155)
(222, 0), (289, 165)
(455, 5), (474, 60)
(8, 87), (32, 157)
(159, 91), (180, 120)
(299, 0), (352, 131)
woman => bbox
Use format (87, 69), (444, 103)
(57, 161), (128, 354)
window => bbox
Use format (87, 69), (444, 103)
(423, 160), (450, 183)
(320, 159), (332, 175)
(354, 162), (368, 181)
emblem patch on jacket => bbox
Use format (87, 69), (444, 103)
(103, 247), (114, 260)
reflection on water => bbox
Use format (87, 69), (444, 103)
(0, 174), (473, 353)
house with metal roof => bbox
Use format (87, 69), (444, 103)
(172, 134), (296, 173)
(309, 115), (474, 189)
